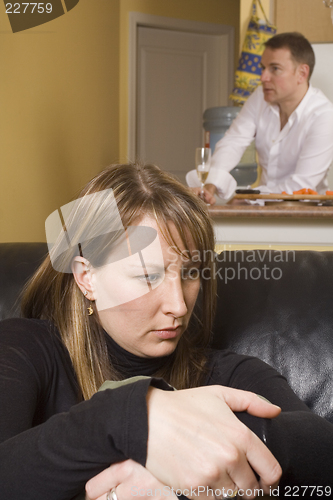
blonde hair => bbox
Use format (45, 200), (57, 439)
(22, 163), (216, 399)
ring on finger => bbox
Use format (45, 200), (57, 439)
(222, 489), (238, 499)
(107, 488), (118, 500)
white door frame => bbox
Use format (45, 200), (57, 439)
(128, 12), (235, 160)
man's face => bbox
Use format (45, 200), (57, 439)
(260, 47), (306, 107)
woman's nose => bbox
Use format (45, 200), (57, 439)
(162, 277), (188, 318)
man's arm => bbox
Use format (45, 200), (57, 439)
(186, 88), (260, 200)
(257, 109), (333, 194)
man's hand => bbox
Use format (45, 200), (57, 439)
(146, 385), (282, 499)
(191, 184), (217, 205)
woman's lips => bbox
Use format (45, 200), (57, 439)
(153, 326), (182, 339)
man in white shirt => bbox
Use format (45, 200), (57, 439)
(187, 32), (333, 204)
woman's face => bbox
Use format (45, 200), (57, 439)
(91, 215), (201, 358)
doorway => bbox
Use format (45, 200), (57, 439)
(128, 13), (234, 183)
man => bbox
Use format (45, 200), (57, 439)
(187, 32), (333, 205)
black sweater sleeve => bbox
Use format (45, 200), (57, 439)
(205, 350), (333, 492)
(0, 381), (164, 499)
(0, 319), (172, 500)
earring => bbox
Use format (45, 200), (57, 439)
(87, 304), (94, 316)
(83, 290), (88, 297)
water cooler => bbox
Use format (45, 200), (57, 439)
(203, 107), (258, 186)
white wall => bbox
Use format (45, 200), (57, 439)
(311, 43), (333, 189)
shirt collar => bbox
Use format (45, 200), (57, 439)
(270, 84), (314, 124)
(293, 84), (314, 120)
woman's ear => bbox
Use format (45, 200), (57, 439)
(72, 257), (95, 300)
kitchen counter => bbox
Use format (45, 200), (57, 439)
(209, 204), (333, 219)
(209, 203), (333, 249)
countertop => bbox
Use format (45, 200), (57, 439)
(209, 204), (333, 219)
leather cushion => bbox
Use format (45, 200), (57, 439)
(0, 243), (48, 320)
(211, 250), (333, 423)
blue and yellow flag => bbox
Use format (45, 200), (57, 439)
(230, 0), (276, 105)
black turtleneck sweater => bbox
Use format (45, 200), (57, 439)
(0, 318), (332, 500)
(106, 332), (175, 378)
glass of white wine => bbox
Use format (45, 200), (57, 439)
(195, 147), (211, 200)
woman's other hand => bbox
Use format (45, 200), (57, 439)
(146, 385), (282, 499)
(85, 459), (219, 500)
(85, 459), (178, 500)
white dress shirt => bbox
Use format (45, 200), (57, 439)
(186, 85), (333, 198)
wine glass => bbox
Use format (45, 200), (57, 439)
(195, 147), (211, 199)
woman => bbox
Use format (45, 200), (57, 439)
(0, 164), (332, 500)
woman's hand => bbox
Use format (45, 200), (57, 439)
(86, 386), (281, 500)
(85, 460), (219, 500)
(85, 459), (178, 500)
(146, 385), (282, 499)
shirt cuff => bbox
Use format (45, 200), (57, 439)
(186, 168), (237, 200)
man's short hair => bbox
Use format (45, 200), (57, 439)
(264, 32), (315, 79)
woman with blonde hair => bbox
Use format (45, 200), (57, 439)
(0, 163), (332, 500)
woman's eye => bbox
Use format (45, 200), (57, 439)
(182, 268), (201, 280)
(147, 274), (161, 283)
(136, 274), (161, 283)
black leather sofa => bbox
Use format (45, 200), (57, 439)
(1, 243), (332, 423)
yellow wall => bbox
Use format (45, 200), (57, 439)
(1, 0), (239, 242)
(0, 0), (120, 242)
(275, 0), (333, 43)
